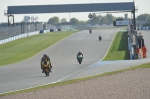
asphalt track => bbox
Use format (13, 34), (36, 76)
(0, 29), (150, 94)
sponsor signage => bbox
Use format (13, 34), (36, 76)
(116, 20), (130, 26)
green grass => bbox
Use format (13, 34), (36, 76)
(0, 31), (79, 66)
(103, 31), (130, 60)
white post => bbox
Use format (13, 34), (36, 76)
(28, 25), (30, 37)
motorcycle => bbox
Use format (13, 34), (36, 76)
(99, 36), (102, 41)
(42, 61), (51, 76)
(89, 29), (92, 34)
(77, 54), (83, 64)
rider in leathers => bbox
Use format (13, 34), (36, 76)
(99, 35), (102, 41)
(77, 51), (83, 59)
(89, 29), (92, 34)
(41, 53), (52, 73)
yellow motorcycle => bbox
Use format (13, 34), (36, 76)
(42, 61), (51, 76)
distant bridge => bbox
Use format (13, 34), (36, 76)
(5, 2), (136, 29)
(7, 2), (134, 14)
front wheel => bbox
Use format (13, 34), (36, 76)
(79, 61), (81, 64)
(99, 37), (102, 41)
(45, 68), (50, 76)
(78, 59), (82, 64)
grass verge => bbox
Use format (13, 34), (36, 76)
(103, 31), (130, 60)
(0, 31), (78, 66)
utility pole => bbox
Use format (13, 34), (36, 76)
(133, 0), (136, 30)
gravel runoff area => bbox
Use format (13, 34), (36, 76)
(1, 68), (150, 99)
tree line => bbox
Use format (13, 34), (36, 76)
(0, 13), (150, 27)
(48, 14), (116, 25)
(48, 13), (150, 26)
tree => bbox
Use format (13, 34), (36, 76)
(86, 14), (100, 24)
(137, 14), (150, 21)
(60, 18), (67, 23)
(48, 16), (59, 25)
(90, 14), (100, 24)
(100, 17), (109, 24)
(78, 21), (86, 25)
(106, 14), (115, 24)
(69, 18), (79, 25)
(116, 17), (123, 19)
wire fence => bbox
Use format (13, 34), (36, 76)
(0, 22), (56, 40)
(0, 22), (43, 40)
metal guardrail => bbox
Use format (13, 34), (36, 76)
(127, 25), (138, 60)
(127, 25), (146, 60)
(0, 23), (43, 40)
(0, 29), (51, 45)
(139, 27), (150, 30)
(0, 23), (59, 40)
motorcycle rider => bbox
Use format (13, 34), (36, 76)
(89, 29), (92, 34)
(41, 53), (52, 73)
(77, 51), (83, 59)
(99, 35), (102, 41)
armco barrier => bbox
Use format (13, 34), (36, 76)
(50, 29), (54, 32)
(128, 25), (136, 60)
(140, 27), (150, 30)
(39, 30), (44, 33)
(28, 31), (39, 36)
(0, 33), (27, 44)
(44, 29), (50, 33)
(0, 30), (49, 45)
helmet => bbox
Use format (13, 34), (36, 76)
(43, 53), (47, 57)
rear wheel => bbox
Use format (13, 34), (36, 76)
(78, 59), (82, 64)
(45, 68), (50, 76)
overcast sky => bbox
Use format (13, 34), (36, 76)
(0, 0), (150, 23)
